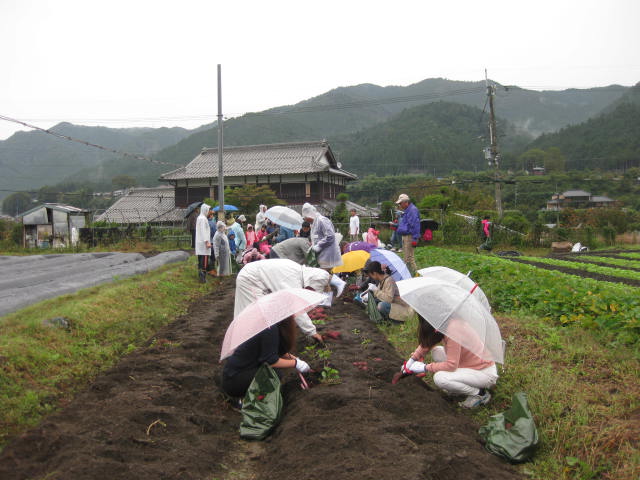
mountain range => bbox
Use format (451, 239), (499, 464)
(0, 77), (633, 202)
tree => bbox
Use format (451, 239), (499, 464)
(518, 148), (547, 172)
(111, 175), (137, 191)
(2, 192), (33, 216)
(37, 186), (60, 204)
(223, 185), (284, 214)
(544, 147), (566, 173)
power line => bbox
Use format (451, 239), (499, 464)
(0, 114), (182, 168)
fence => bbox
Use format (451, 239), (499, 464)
(80, 225), (191, 249)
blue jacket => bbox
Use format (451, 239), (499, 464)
(275, 226), (295, 243)
(396, 203), (420, 241)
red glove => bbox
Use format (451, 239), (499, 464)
(411, 241), (417, 247)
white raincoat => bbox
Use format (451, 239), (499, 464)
(195, 204), (212, 256)
(302, 203), (343, 269)
(255, 204), (268, 230)
(213, 220), (232, 276)
(234, 258), (330, 336)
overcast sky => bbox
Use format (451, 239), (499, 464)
(1, 0), (638, 140)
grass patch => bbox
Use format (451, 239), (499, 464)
(385, 246), (640, 479)
(0, 257), (217, 449)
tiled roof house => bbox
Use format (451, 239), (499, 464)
(159, 141), (357, 208)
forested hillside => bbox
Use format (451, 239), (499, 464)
(2, 78), (630, 198)
(0, 123), (203, 199)
(332, 101), (530, 176)
(525, 102), (640, 171)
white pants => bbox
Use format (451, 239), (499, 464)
(431, 346), (498, 396)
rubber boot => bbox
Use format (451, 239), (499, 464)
(330, 274), (346, 298)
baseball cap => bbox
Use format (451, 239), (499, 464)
(395, 194), (410, 204)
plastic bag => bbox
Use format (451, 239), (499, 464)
(366, 292), (385, 324)
(478, 391), (539, 463)
(239, 364), (283, 440)
(305, 248), (320, 268)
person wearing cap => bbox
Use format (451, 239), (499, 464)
(395, 193), (420, 274)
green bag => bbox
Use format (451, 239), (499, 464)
(478, 391), (539, 463)
(366, 293), (385, 324)
(239, 364), (283, 440)
(305, 248), (320, 267)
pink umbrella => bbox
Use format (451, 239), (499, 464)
(220, 288), (325, 361)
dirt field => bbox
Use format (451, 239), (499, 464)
(0, 277), (520, 480)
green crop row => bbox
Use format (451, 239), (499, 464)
(415, 248), (640, 344)
(618, 252), (640, 260)
(519, 256), (640, 282)
(566, 255), (640, 270)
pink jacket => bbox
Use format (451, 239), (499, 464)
(412, 337), (494, 373)
(245, 225), (258, 246)
(366, 228), (379, 246)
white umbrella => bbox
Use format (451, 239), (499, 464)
(417, 266), (491, 312)
(220, 288), (324, 361)
(397, 277), (504, 364)
(265, 206), (304, 231)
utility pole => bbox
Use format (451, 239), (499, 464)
(485, 70), (503, 218)
(217, 64), (225, 221)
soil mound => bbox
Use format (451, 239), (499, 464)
(0, 278), (520, 480)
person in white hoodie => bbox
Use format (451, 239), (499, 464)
(195, 204), (212, 283)
(234, 258), (330, 343)
(301, 202), (346, 298)
(255, 205), (268, 230)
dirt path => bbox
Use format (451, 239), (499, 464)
(0, 277), (520, 480)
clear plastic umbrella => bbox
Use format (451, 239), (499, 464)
(220, 288), (324, 361)
(397, 277), (504, 364)
(417, 266), (491, 312)
(265, 206), (304, 231)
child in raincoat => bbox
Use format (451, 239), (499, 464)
(402, 316), (498, 408)
(245, 224), (258, 248)
(213, 221), (232, 276)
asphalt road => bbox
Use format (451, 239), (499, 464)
(0, 251), (190, 318)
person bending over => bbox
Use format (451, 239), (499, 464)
(221, 316), (310, 399)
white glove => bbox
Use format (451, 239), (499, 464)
(312, 245), (321, 253)
(408, 361), (426, 374)
(295, 358), (311, 373)
(367, 283), (378, 292)
(400, 358), (416, 374)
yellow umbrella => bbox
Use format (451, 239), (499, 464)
(332, 250), (371, 273)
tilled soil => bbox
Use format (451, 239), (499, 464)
(0, 277), (520, 480)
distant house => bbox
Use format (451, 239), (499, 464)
(19, 203), (91, 248)
(546, 190), (619, 210)
(532, 167), (546, 176)
(96, 186), (182, 224)
(159, 141), (358, 207)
